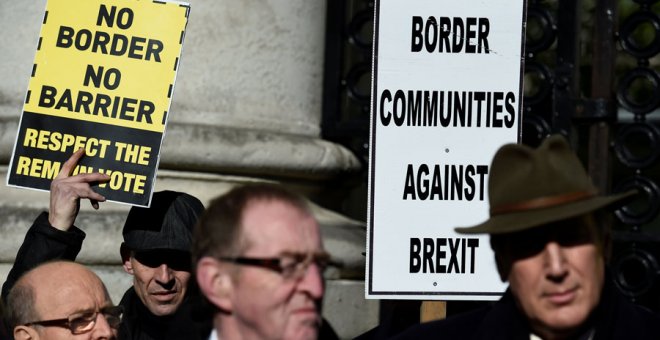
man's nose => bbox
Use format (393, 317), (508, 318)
(155, 263), (174, 284)
(92, 312), (116, 340)
(544, 242), (568, 281)
(297, 262), (325, 299)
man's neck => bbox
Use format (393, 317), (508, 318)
(530, 321), (595, 340)
(216, 314), (268, 340)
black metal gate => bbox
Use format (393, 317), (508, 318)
(323, 0), (660, 311)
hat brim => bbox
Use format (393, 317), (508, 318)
(455, 189), (637, 235)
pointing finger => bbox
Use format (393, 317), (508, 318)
(57, 149), (85, 179)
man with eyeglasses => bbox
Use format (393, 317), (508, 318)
(6, 261), (121, 340)
(2, 150), (211, 339)
(193, 183), (337, 340)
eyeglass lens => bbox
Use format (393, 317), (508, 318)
(70, 306), (122, 334)
(280, 253), (330, 279)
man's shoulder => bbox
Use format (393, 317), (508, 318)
(119, 286), (137, 307)
(605, 288), (660, 339)
(392, 291), (530, 340)
(392, 305), (491, 339)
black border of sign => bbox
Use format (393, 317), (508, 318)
(516, 2), (528, 145)
(367, 0), (529, 297)
(367, 0), (381, 297)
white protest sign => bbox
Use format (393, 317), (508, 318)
(367, 0), (526, 300)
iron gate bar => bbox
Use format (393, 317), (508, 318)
(589, 0), (619, 199)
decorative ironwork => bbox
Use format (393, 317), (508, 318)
(522, 0), (557, 146)
(611, 0), (660, 308)
(322, 0), (374, 164)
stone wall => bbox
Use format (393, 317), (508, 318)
(0, 1), (377, 338)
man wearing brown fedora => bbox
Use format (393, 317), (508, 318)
(394, 135), (660, 339)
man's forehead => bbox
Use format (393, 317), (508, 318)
(28, 263), (110, 317)
(240, 198), (322, 253)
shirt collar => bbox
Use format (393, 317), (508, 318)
(208, 328), (219, 340)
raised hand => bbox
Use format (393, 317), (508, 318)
(48, 149), (110, 231)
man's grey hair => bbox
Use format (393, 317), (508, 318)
(6, 280), (38, 329)
(192, 183), (312, 266)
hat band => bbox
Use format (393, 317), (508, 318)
(490, 190), (595, 216)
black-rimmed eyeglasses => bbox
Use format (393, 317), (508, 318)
(219, 252), (335, 280)
(23, 305), (123, 335)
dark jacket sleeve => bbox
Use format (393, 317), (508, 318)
(1, 212), (86, 300)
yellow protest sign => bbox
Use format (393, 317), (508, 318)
(8, 0), (190, 206)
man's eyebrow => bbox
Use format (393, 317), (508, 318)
(279, 250), (329, 256)
(67, 306), (96, 316)
(75, 301), (113, 313)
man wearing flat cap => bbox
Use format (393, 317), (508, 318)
(2, 150), (211, 340)
(395, 135), (660, 339)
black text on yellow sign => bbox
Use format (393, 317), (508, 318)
(9, 0), (189, 206)
(25, 2), (187, 132)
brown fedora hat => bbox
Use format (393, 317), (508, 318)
(455, 135), (637, 234)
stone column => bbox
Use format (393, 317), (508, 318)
(0, 1), (377, 338)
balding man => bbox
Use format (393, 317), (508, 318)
(2, 150), (210, 339)
(6, 261), (122, 340)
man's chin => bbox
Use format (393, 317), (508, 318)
(536, 307), (592, 337)
(285, 325), (319, 340)
(146, 301), (179, 316)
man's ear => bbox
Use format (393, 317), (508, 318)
(490, 236), (510, 282)
(494, 252), (509, 282)
(196, 257), (233, 312)
(597, 213), (613, 263)
(14, 325), (37, 340)
(495, 252), (513, 282)
(120, 243), (133, 274)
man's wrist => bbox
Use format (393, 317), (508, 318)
(48, 221), (72, 231)
(47, 214), (73, 231)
